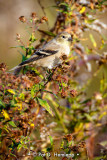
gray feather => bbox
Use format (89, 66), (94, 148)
(10, 50), (58, 74)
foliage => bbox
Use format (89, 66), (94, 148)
(0, 0), (107, 159)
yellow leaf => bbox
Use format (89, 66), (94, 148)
(85, 19), (88, 24)
(69, 11), (73, 16)
(32, 68), (43, 79)
(99, 112), (107, 120)
(100, 39), (105, 49)
(30, 123), (34, 127)
(80, 7), (86, 14)
(70, 4), (75, 11)
(89, 34), (97, 48)
(27, 55), (31, 59)
(90, 3), (94, 9)
(2, 110), (10, 120)
(35, 105), (40, 115)
(17, 103), (22, 110)
(75, 122), (83, 132)
(7, 89), (15, 95)
(102, 39), (104, 44)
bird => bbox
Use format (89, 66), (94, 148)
(10, 32), (72, 75)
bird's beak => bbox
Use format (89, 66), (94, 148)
(68, 37), (72, 41)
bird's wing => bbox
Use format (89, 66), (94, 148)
(20, 40), (60, 66)
(10, 53), (45, 74)
(42, 40), (60, 51)
(10, 40), (60, 74)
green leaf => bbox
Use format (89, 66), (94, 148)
(59, 2), (69, 7)
(33, 156), (43, 160)
(49, 136), (53, 146)
(20, 46), (26, 51)
(37, 98), (53, 116)
(60, 140), (64, 148)
(0, 100), (5, 107)
(30, 19), (33, 23)
(2, 126), (9, 133)
(17, 144), (22, 150)
(10, 153), (17, 158)
(84, 113), (93, 122)
(59, 2), (70, 11)
(29, 33), (37, 42)
(41, 30), (56, 37)
(8, 121), (17, 128)
(31, 88), (35, 98)
(98, 0), (107, 5)
(19, 93), (25, 101)
(94, 155), (106, 160)
(18, 51), (27, 62)
(68, 140), (74, 146)
(31, 68), (43, 79)
(10, 46), (26, 51)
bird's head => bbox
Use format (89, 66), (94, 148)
(55, 32), (72, 45)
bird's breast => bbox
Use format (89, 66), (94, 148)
(60, 45), (70, 56)
(64, 46), (70, 56)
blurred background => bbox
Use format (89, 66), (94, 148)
(0, 0), (57, 69)
(0, 1), (107, 159)
(0, 0), (107, 70)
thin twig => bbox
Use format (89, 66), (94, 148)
(37, 0), (49, 30)
(34, 67), (57, 98)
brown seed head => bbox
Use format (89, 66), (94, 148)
(61, 88), (68, 98)
(19, 16), (26, 23)
(16, 33), (20, 40)
(70, 89), (77, 97)
(61, 54), (68, 60)
(40, 16), (48, 23)
(31, 12), (36, 18)
(0, 63), (6, 71)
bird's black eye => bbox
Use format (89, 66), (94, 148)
(62, 35), (66, 38)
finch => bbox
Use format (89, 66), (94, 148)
(10, 32), (72, 74)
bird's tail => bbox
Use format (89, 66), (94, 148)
(9, 54), (38, 75)
(9, 65), (23, 75)
(9, 56), (35, 75)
